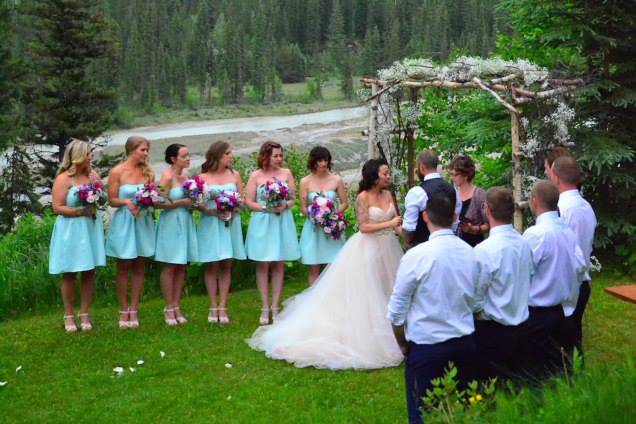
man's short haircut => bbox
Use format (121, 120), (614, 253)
(545, 145), (572, 168)
(485, 187), (514, 223)
(531, 180), (559, 211)
(418, 149), (439, 170)
(426, 185), (456, 228)
(551, 156), (582, 186)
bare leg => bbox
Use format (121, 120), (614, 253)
(160, 263), (176, 322)
(218, 259), (232, 322)
(308, 265), (321, 286)
(79, 269), (95, 327)
(129, 257), (146, 326)
(256, 261), (270, 323)
(61, 272), (77, 328)
(173, 265), (187, 322)
(116, 259), (131, 323)
(271, 261), (285, 319)
(205, 261), (219, 322)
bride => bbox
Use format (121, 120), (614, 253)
(247, 159), (405, 370)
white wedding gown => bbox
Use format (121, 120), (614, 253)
(247, 204), (404, 370)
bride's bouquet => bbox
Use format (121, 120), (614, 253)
(307, 194), (348, 240)
(76, 181), (107, 218)
(134, 183), (162, 214)
(181, 175), (208, 206)
(214, 190), (241, 227)
(264, 178), (290, 212)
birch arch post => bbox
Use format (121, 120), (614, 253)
(361, 57), (584, 232)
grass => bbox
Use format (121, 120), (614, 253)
(0, 271), (634, 423)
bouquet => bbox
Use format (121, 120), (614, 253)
(181, 175), (208, 206)
(214, 190), (241, 227)
(134, 183), (162, 214)
(307, 194), (348, 240)
(264, 178), (290, 213)
(75, 181), (107, 217)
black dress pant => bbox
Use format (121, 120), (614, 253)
(523, 305), (567, 381)
(474, 319), (528, 382)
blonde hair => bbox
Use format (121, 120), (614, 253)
(57, 139), (92, 177)
(125, 136), (154, 182)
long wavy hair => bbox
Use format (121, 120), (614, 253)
(358, 158), (388, 194)
(201, 141), (231, 173)
(57, 139), (91, 177)
(125, 136), (154, 182)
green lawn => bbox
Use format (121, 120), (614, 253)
(0, 272), (634, 423)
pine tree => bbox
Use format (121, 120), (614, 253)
(359, 25), (382, 77)
(25, 0), (120, 183)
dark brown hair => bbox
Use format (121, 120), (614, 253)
(201, 141), (231, 173)
(531, 180), (560, 211)
(257, 141), (283, 169)
(358, 158), (388, 194)
(551, 156), (582, 186)
(545, 146), (572, 168)
(165, 143), (186, 165)
(418, 149), (439, 170)
(307, 146), (332, 171)
(449, 155), (476, 182)
(485, 187), (514, 223)
(426, 184), (457, 227)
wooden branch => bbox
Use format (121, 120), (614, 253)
(363, 81), (400, 102)
(473, 77), (519, 114)
(490, 73), (521, 84)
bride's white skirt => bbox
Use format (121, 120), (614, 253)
(247, 231), (404, 370)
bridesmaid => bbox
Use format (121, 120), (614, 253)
(299, 146), (348, 285)
(105, 136), (155, 329)
(49, 139), (106, 332)
(245, 141), (300, 324)
(154, 144), (198, 326)
(196, 141), (246, 324)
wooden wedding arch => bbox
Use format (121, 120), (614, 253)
(362, 58), (583, 231)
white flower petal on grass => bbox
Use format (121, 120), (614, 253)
(15, 365), (22, 373)
(224, 363), (232, 369)
(113, 367), (124, 374)
(136, 360), (144, 365)
(226, 395), (232, 400)
(0, 381), (7, 387)
(129, 367), (136, 373)
(160, 351), (166, 358)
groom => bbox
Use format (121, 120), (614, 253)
(388, 185), (477, 424)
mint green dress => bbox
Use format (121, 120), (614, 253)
(154, 187), (198, 264)
(299, 191), (346, 265)
(49, 186), (106, 274)
(245, 184), (300, 262)
(106, 184), (155, 259)
(197, 183), (246, 262)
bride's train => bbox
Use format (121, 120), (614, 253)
(247, 206), (404, 370)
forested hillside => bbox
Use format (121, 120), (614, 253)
(106, 0), (499, 108)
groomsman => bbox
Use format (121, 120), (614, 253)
(473, 187), (533, 381)
(402, 149), (462, 248)
(549, 156), (597, 358)
(388, 185), (477, 424)
(522, 180), (586, 378)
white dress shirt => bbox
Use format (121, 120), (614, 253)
(402, 173), (462, 232)
(558, 189), (596, 281)
(388, 229), (476, 344)
(474, 224), (533, 326)
(522, 211), (587, 316)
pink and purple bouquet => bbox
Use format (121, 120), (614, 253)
(214, 190), (241, 227)
(75, 181), (107, 217)
(181, 175), (208, 206)
(134, 183), (162, 213)
(264, 178), (290, 210)
(308, 194), (348, 240)
(322, 210), (348, 240)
